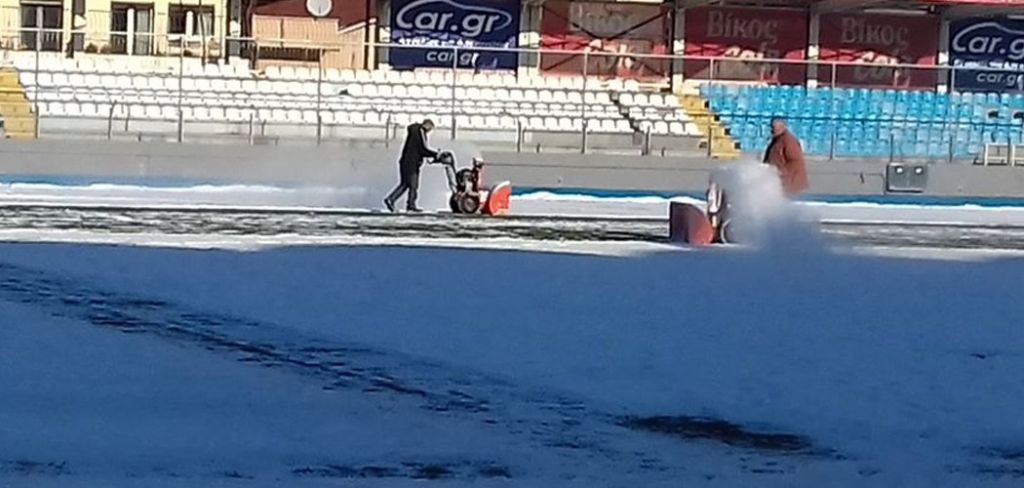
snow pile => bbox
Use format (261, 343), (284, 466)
(710, 162), (822, 251)
(0, 142), (480, 212)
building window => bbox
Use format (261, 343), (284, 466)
(110, 4), (154, 55)
(20, 1), (62, 52)
(168, 5), (214, 38)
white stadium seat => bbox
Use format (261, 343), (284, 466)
(13, 60), (709, 144)
(79, 102), (97, 117)
(44, 101), (63, 116)
(365, 111), (384, 125)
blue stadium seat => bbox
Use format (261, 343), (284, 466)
(700, 81), (1016, 159)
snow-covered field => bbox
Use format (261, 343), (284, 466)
(2, 171), (1023, 487)
(2, 237), (1023, 487)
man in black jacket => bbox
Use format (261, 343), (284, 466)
(384, 119), (438, 212)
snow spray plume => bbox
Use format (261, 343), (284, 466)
(710, 160), (822, 253)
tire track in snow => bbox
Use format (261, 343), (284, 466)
(3, 205), (1024, 249)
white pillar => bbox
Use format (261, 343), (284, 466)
(937, 18), (950, 94)
(127, 8), (135, 56)
(518, 1), (541, 78)
(671, 6), (685, 92)
(378, 0), (391, 69)
(186, 11), (195, 39)
(807, 11), (820, 88)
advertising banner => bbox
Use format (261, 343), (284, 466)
(540, 0), (671, 80)
(949, 17), (1024, 92)
(683, 7), (808, 85)
(390, 0), (520, 70)
(818, 13), (939, 88)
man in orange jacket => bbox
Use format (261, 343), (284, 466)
(762, 118), (809, 196)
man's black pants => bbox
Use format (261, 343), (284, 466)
(385, 170), (420, 210)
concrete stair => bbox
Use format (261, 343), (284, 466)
(677, 94), (739, 159)
(0, 68), (36, 139)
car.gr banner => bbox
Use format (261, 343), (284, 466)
(950, 17), (1024, 92)
(390, 0), (521, 70)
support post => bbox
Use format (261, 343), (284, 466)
(316, 49), (323, 145)
(450, 46), (458, 140)
(107, 102), (117, 139)
(580, 50), (589, 154)
(177, 36), (185, 143)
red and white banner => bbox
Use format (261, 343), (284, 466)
(818, 13), (939, 88)
(540, 0), (671, 80)
(683, 7), (808, 85)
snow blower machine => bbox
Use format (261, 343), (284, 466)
(669, 179), (733, 246)
(431, 151), (511, 216)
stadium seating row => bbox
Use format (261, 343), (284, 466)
(36, 100), (649, 133)
(9, 53), (698, 138)
(702, 84), (1024, 159)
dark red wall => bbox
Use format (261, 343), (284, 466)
(253, 0), (375, 23)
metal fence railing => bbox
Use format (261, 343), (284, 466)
(2, 26), (1024, 161)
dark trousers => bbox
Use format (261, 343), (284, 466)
(385, 170), (420, 210)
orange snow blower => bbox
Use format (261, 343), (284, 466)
(669, 180), (733, 245)
(433, 151), (511, 216)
